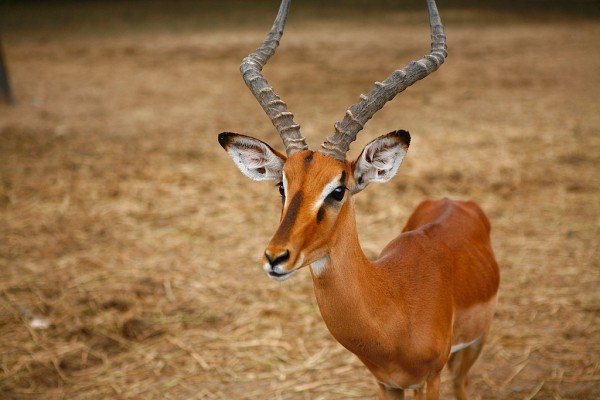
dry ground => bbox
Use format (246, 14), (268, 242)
(1, 1), (599, 399)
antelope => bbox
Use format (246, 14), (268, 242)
(218, 0), (500, 398)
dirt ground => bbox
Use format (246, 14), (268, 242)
(1, 1), (599, 399)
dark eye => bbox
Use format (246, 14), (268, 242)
(328, 186), (346, 202)
(278, 182), (285, 197)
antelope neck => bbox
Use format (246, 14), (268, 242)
(310, 197), (367, 281)
(309, 200), (384, 346)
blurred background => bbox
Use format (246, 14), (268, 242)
(1, 1), (599, 399)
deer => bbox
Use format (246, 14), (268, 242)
(217, 0), (500, 399)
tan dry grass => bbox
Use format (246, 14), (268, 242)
(1, 2), (599, 399)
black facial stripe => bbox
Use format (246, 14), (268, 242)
(316, 206), (325, 223)
(275, 190), (303, 242)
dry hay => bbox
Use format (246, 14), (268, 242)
(1, 1), (599, 399)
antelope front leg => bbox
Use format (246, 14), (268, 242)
(413, 386), (426, 400)
(377, 383), (405, 400)
(425, 373), (441, 400)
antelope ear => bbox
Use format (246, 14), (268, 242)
(352, 130), (410, 194)
(218, 132), (286, 181)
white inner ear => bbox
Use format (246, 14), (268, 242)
(227, 137), (284, 181)
(353, 137), (407, 192)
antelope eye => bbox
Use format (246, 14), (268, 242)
(278, 182), (285, 197)
(328, 186), (346, 202)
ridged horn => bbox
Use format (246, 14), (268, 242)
(239, 0), (308, 157)
(320, 0), (447, 160)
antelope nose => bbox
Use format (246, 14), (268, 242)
(265, 250), (290, 267)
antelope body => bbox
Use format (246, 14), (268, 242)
(218, 1), (500, 399)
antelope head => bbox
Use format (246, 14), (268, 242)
(219, 0), (446, 280)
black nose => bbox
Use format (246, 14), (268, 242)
(265, 250), (290, 267)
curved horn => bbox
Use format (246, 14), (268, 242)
(320, 0), (447, 160)
(240, 0), (308, 157)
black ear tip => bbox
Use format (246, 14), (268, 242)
(392, 130), (411, 147)
(218, 132), (236, 148)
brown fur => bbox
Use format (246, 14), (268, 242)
(265, 151), (500, 399)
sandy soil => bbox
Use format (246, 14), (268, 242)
(1, 1), (599, 399)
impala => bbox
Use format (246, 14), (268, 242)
(218, 0), (500, 398)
